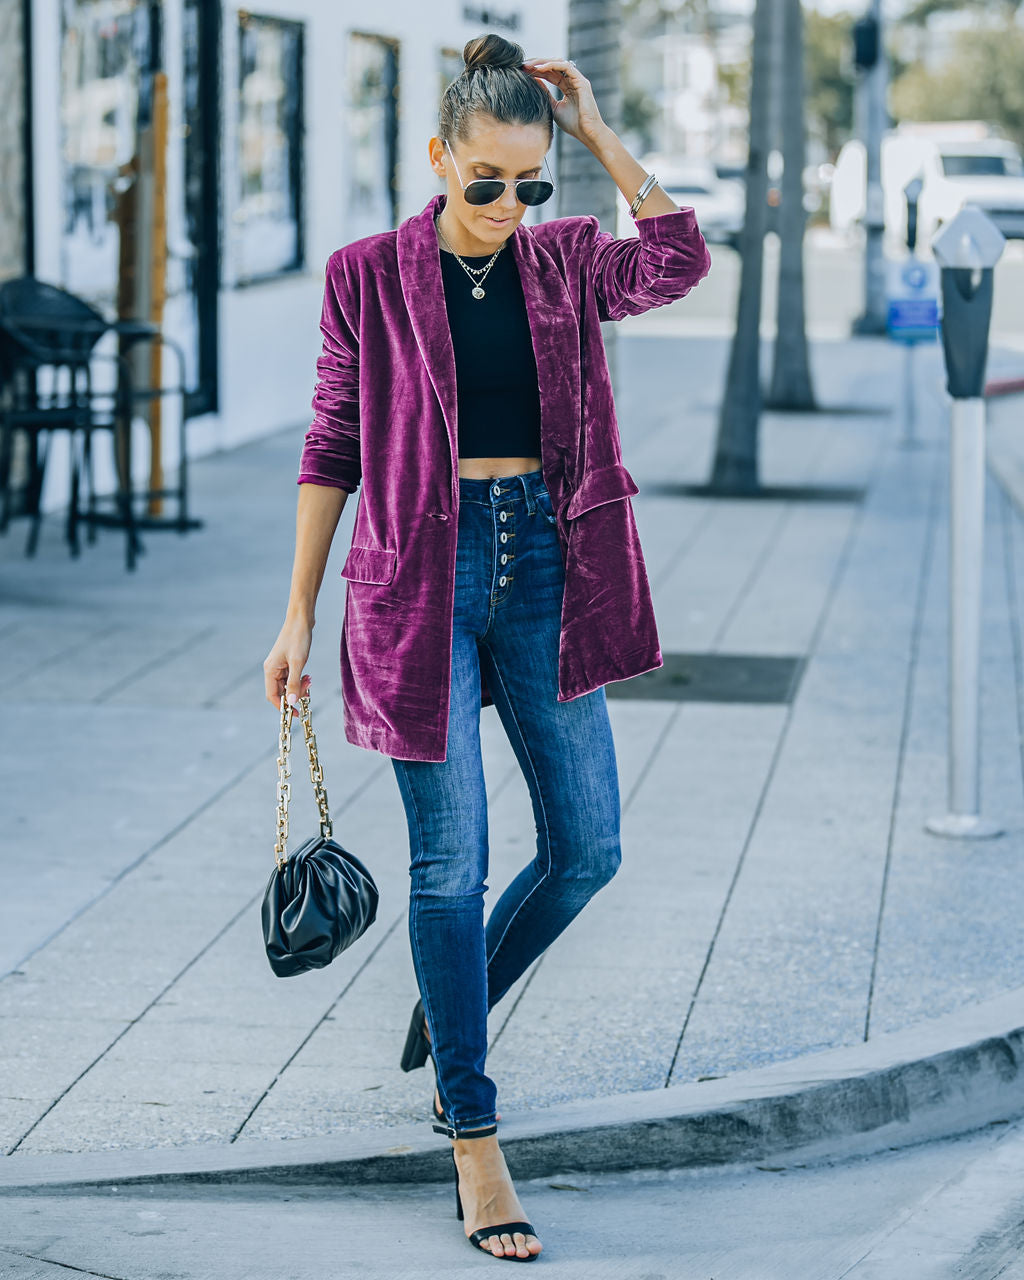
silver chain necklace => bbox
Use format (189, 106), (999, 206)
(435, 215), (505, 300)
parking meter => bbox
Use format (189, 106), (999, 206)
(941, 264), (994, 398)
(886, 177), (936, 446)
(933, 211), (1002, 398)
(926, 206), (1006, 840)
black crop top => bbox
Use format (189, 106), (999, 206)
(439, 239), (543, 459)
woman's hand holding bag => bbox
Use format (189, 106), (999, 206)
(261, 693), (379, 977)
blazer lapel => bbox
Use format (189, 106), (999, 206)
(396, 194), (460, 481)
(397, 194), (583, 487)
(510, 212), (583, 478)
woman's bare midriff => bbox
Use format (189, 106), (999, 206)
(458, 456), (542, 479)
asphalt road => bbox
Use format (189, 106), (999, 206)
(628, 226), (1024, 351)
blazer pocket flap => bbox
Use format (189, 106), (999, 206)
(340, 545), (397, 584)
(565, 462), (640, 519)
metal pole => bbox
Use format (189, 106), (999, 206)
(927, 208), (1005, 839)
(853, 0), (888, 334)
(900, 341), (917, 447)
(926, 397), (1003, 838)
(866, 0), (887, 325)
(949, 397), (984, 816)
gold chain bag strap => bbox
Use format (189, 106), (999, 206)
(261, 694), (379, 977)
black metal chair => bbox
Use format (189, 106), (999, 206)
(0, 277), (197, 571)
(0, 281), (118, 560)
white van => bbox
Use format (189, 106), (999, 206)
(830, 122), (1024, 246)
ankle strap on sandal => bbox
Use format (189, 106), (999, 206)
(432, 1121), (498, 1140)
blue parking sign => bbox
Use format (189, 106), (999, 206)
(887, 259), (940, 343)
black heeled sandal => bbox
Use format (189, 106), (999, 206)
(400, 997), (431, 1073)
(434, 1120), (540, 1262)
(405, 998), (507, 1127)
(399, 998), (448, 1123)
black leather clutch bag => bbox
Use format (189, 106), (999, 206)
(262, 694), (379, 977)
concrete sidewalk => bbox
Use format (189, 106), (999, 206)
(3, 328), (1024, 1173)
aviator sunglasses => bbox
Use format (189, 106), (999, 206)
(443, 138), (555, 207)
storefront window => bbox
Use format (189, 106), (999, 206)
(60, 0), (218, 414)
(234, 11), (303, 283)
(346, 33), (399, 242)
(0, 0), (30, 280)
(438, 46), (462, 108)
(60, 0), (157, 305)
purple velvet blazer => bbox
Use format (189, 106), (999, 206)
(298, 191), (710, 761)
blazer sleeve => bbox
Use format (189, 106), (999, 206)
(297, 251), (362, 493)
(586, 206), (711, 323)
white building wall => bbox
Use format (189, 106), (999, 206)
(29, 0), (568, 514)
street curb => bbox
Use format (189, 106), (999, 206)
(985, 377), (1024, 397)
(3, 985), (1024, 1193)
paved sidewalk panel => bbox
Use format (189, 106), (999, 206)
(3, 334), (1024, 1164)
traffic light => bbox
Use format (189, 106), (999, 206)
(852, 14), (879, 70)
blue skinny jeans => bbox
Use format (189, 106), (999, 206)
(390, 468), (622, 1134)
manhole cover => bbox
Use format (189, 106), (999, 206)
(664, 483), (866, 504)
(607, 652), (805, 704)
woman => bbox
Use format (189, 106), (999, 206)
(264, 32), (710, 1262)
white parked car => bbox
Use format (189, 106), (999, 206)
(616, 155), (744, 246)
(830, 124), (1024, 246)
(918, 142), (1024, 241)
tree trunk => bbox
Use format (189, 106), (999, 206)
(767, 0), (817, 409)
(562, 0), (623, 394)
(709, 0), (779, 493)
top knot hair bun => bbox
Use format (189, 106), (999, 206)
(463, 33), (524, 73)
(438, 32), (553, 147)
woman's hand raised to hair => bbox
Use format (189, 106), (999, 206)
(521, 57), (608, 147)
(264, 619), (313, 716)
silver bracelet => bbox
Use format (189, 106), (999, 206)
(630, 173), (659, 219)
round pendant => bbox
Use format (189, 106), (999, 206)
(472, 286), (486, 299)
